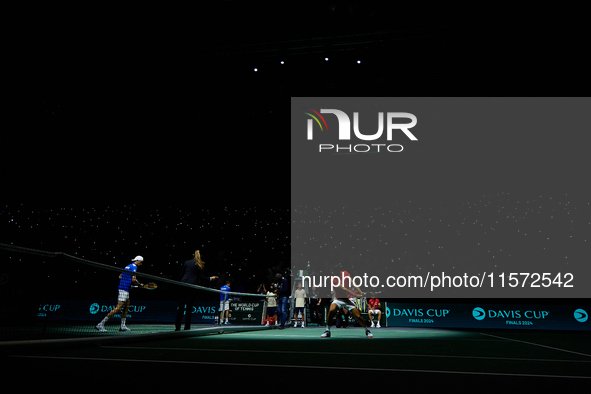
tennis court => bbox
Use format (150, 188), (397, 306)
(3, 325), (590, 389)
(1, 243), (589, 388)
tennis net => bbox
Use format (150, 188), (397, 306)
(0, 243), (271, 343)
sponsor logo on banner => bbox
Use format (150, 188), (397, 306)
(472, 307), (485, 321)
(186, 305), (217, 321)
(471, 307), (550, 326)
(228, 302), (264, 324)
(37, 304), (62, 317)
(574, 309), (588, 323)
(85, 302), (148, 319)
(90, 303), (100, 315)
(88, 303), (147, 314)
(386, 307), (450, 324)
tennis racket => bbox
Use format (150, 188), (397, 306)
(132, 282), (158, 290)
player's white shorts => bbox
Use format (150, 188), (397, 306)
(331, 298), (357, 311)
(219, 300), (230, 312)
(118, 290), (130, 302)
(369, 309), (381, 315)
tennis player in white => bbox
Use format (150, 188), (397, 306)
(321, 271), (373, 338)
(293, 281), (306, 327)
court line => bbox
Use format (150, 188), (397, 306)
(8, 355), (590, 379)
(479, 333), (591, 358)
(101, 345), (591, 363)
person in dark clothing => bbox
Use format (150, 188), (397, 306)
(276, 270), (290, 329)
(175, 250), (218, 331)
(309, 286), (323, 325)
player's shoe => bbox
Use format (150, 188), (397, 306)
(224, 321), (232, 325)
(365, 329), (373, 338)
(370, 322), (375, 327)
(119, 326), (131, 332)
(95, 325), (107, 333)
(376, 322), (381, 328)
(321, 330), (331, 338)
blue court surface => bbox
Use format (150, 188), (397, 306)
(2, 325), (590, 389)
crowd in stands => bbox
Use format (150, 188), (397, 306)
(2, 191), (588, 297)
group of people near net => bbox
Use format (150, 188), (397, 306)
(95, 251), (383, 338)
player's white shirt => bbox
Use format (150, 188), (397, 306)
(294, 288), (306, 308)
(267, 291), (277, 307)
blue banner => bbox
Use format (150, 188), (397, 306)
(37, 300), (218, 324)
(386, 302), (590, 331)
(36, 300), (265, 325)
